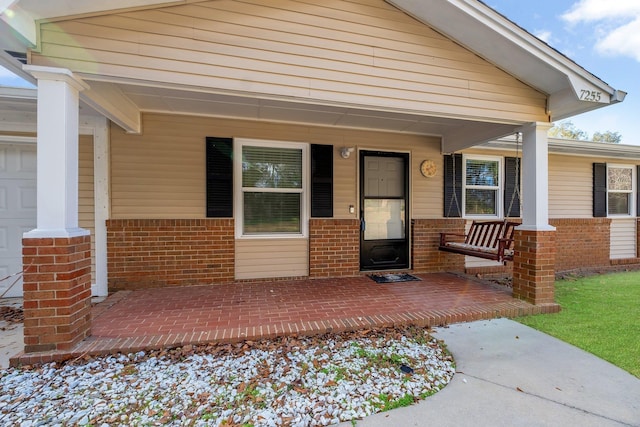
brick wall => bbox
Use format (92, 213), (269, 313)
(309, 219), (360, 277)
(550, 218), (611, 272)
(411, 219), (465, 273)
(106, 219), (234, 290)
(22, 235), (92, 352)
(512, 229), (556, 305)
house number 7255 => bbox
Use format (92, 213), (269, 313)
(579, 90), (602, 102)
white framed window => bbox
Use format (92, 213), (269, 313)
(607, 164), (635, 217)
(463, 155), (502, 218)
(234, 139), (309, 238)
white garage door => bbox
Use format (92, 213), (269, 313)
(0, 143), (36, 298)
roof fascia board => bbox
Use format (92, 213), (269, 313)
(0, 50), (36, 84)
(482, 138), (640, 159)
(0, 85), (35, 98)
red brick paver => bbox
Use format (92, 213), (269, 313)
(11, 273), (559, 366)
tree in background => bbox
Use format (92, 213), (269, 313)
(592, 131), (622, 144)
(548, 120), (622, 143)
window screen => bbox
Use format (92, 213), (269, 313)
(465, 158), (500, 216)
(241, 144), (304, 235)
(608, 166), (633, 216)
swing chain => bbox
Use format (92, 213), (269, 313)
(506, 132), (522, 218)
(447, 153), (462, 217)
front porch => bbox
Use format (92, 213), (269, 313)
(11, 272), (559, 367)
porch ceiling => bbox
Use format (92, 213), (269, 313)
(110, 81), (516, 144)
(0, 81), (516, 148)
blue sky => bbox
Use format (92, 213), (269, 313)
(1, 0), (639, 143)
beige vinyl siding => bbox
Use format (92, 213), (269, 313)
(548, 154), (593, 218)
(110, 113), (441, 219)
(235, 239), (308, 280)
(33, 0), (547, 123)
(610, 219), (637, 260)
(408, 141), (443, 219)
(78, 135), (96, 283)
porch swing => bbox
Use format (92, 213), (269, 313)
(438, 134), (522, 263)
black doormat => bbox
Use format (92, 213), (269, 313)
(368, 273), (421, 284)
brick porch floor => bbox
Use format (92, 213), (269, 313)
(11, 273), (559, 366)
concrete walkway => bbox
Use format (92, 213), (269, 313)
(343, 318), (640, 427)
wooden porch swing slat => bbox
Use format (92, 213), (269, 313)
(439, 220), (518, 263)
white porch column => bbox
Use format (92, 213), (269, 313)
(519, 122), (555, 231)
(512, 122), (558, 307)
(20, 66), (94, 353)
(23, 65), (89, 238)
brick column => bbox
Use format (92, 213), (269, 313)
(512, 229), (556, 305)
(22, 235), (92, 353)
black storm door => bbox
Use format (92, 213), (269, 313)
(359, 151), (409, 270)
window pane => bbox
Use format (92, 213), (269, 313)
(243, 192), (301, 234)
(608, 193), (631, 215)
(243, 146), (302, 189)
(466, 159), (498, 187)
(363, 199), (405, 240)
(608, 168), (632, 191)
(466, 189), (497, 215)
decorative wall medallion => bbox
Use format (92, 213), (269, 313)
(420, 159), (437, 178)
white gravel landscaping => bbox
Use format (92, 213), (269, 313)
(0, 326), (455, 426)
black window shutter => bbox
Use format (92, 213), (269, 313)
(206, 137), (233, 218)
(593, 162), (607, 217)
(504, 157), (521, 217)
(443, 154), (462, 218)
(311, 144), (333, 217)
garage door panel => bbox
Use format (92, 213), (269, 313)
(0, 226), (6, 251)
(0, 146), (6, 171)
(0, 182), (36, 216)
(17, 147), (36, 173)
(0, 209), (35, 297)
(0, 220), (34, 253)
(0, 144), (36, 298)
(18, 184), (37, 212)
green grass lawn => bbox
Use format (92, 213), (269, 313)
(517, 271), (640, 378)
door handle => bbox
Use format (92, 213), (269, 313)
(360, 217), (366, 231)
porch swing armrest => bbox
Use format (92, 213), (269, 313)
(496, 237), (515, 261)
